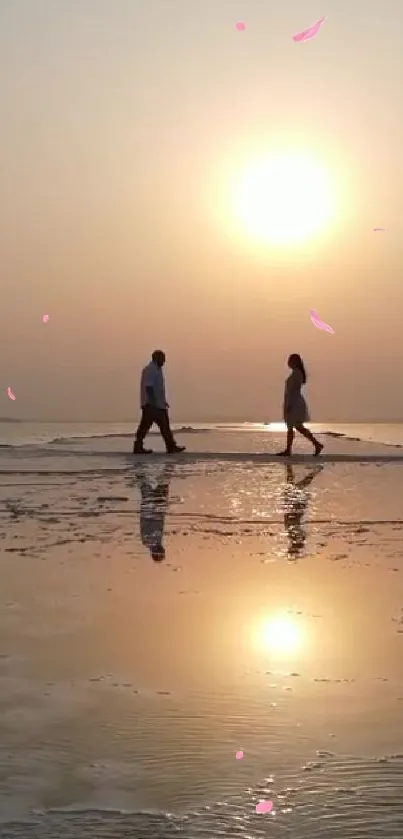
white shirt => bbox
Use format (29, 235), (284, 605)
(140, 360), (166, 409)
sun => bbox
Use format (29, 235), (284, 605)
(235, 151), (334, 245)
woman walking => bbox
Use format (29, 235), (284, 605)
(276, 354), (323, 457)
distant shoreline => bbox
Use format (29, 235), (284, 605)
(0, 418), (23, 423)
(2, 419), (403, 425)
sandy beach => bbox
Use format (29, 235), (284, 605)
(0, 426), (403, 837)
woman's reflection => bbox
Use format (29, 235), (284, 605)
(134, 463), (175, 561)
(283, 464), (323, 558)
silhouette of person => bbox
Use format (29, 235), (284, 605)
(276, 353), (323, 457)
(133, 350), (185, 455)
(283, 464), (323, 558)
(134, 462), (175, 561)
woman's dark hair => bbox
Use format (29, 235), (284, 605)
(288, 353), (307, 384)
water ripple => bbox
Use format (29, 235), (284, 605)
(1, 756), (402, 838)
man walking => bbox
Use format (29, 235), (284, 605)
(133, 350), (186, 455)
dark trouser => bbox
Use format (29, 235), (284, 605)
(135, 405), (175, 451)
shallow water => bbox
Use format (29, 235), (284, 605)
(3, 755), (403, 838)
(1, 435), (403, 837)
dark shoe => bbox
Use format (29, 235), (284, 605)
(167, 445), (186, 454)
(275, 450), (291, 457)
(314, 442), (323, 457)
(133, 442), (153, 454)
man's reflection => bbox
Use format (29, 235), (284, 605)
(133, 463), (175, 561)
(283, 464), (323, 558)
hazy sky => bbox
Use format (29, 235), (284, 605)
(1, 0), (403, 422)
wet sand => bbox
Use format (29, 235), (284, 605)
(0, 435), (403, 837)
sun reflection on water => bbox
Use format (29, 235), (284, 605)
(253, 613), (307, 658)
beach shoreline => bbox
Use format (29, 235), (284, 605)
(0, 426), (403, 836)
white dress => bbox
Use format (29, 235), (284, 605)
(283, 369), (310, 425)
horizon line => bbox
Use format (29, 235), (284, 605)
(2, 418), (403, 425)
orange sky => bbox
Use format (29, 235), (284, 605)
(1, 0), (403, 421)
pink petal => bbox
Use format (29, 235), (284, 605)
(42, 314), (49, 323)
(235, 750), (244, 760)
(7, 387), (16, 401)
(293, 16), (325, 43)
(310, 310), (334, 334)
(256, 800), (273, 814)
(236, 21), (246, 31)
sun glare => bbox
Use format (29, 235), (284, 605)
(254, 614), (305, 657)
(235, 152), (334, 245)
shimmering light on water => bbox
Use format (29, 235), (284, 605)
(253, 613), (307, 657)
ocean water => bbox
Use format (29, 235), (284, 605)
(1, 422), (403, 838)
